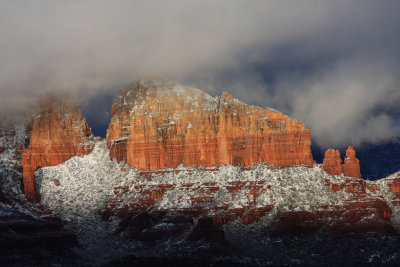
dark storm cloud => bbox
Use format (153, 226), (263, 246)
(1, 1), (400, 146)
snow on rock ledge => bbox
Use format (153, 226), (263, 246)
(38, 141), (134, 221)
(37, 141), (400, 238)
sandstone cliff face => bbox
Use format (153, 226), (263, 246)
(106, 78), (313, 170)
(343, 145), (361, 178)
(322, 145), (361, 178)
(322, 149), (343, 175)
(21, 94), (93, 202)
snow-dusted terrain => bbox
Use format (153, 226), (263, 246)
(38, 141), (331, 220)
(0, 118), (29, 198)
(38, 140), (398, 219)
(33, 140), (400, 264)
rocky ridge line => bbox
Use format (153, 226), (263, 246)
(106, 78), (313, 170)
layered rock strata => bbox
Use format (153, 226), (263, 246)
(343, 145), (361, 178)
(99, 165), (396, 236)
(21, 94), (93, 202)
(106, 78), (313, 170)
(322, 145), (361, 178)
(36, 139), (400, 253)
(322, 149), (343, 175)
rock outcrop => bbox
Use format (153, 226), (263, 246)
(36, 138), (400, 263)
(97, 164), (395, 238)
(269, 198), (394, 236)
(106, 78), (313, 170)
(21, 94), (93, 202)
(343, 145), (361, 178)
(322, 149), (343, 175)
(322, 145), (361, 178)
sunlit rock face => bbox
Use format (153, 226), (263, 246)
(106, 78), (313, 170)
(21, 94), (93, 202)
(343, 145), (361, 178)
(322, 145), (361, 178)
(322, 149), (343, 175)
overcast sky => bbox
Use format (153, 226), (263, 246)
(1, 1), (400, 148)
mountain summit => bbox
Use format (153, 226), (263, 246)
(106, 78), (313, 170)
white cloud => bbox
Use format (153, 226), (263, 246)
(0, 1), (399, 147)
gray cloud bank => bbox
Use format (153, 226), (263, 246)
(1, 0), (400, 148)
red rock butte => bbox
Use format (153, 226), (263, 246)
(322, 149), (343, 175)
(21, 94), (93, 202)
(106, 78), (314, 170)
(322, 145), (361, 178)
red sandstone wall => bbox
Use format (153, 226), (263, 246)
(106, 79), (313, 170)
(21, 94), (93, 202)
(322, 149), (343, 175)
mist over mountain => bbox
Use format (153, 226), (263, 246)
(1, 78), (400, 265)
(1, 1), (400, 149)
(3, 2), (400, 266)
